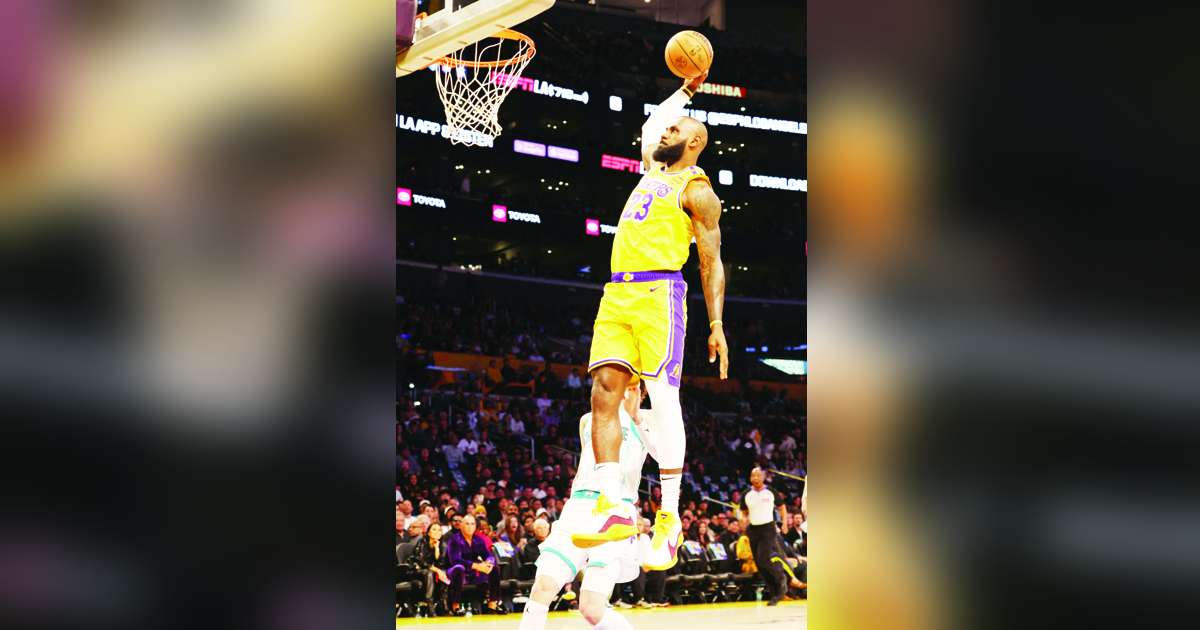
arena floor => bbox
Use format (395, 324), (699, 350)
(396, 599), (807, 629)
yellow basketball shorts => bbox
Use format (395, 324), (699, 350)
(588, 270), (688, 387)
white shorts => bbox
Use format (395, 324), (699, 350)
(535, 495), (640, 593)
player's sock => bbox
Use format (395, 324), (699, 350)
(594, 462), (621, 500)
(518, 600), (549, 630)
(660, 473), (681, 515)
(593, 608), (634, 630)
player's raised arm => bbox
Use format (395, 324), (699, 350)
(640, 72), (707, 170)
(683, 179), (728, 379)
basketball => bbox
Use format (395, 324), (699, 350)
(664, 30), (713, 79)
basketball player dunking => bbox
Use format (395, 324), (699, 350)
(571, 71), (728, 572)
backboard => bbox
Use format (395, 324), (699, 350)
(396, 0), (555, 78)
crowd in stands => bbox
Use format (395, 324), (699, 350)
(397, 496), (805, 617)
(396, 387), (806, 507)
(395, 381), (806, 616)
(396, 291), (806, 385)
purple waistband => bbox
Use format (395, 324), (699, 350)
(610, 270), (683, 283)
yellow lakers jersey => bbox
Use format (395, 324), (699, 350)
(610, 165), (710, 273)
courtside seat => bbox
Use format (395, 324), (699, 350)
(726, 541), (759, 598)
(678, 540), (712, 598)
(492, 540), (522, 599)
(663, 564), (686, 603)
(704, 542), (739, 602)
(678, 573), (705, 604)
(395, 542), (421, 616)
(679, 540), (708, 573)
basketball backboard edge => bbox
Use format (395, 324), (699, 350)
(397, 0), (555, 77)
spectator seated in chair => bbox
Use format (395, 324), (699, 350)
(412, 522), (452, 616)
(445, 514), (506, 615)
(519, 518), (550, 566)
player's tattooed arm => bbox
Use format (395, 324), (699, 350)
(684, 179), (729, 379)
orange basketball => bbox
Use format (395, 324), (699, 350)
(664, 30), (713, 79)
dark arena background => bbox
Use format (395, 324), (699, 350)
(396, 1), (805, 627)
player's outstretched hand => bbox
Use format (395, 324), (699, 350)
(708, 325), (729, 379)
(685, 71), (708, 94)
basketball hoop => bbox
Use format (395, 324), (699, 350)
(430, 28), (536, 147)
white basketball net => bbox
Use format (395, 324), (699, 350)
(433, 32), (535, 147)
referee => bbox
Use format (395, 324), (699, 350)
(739, 466), (790, 606)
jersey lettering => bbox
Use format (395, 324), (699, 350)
(611, 166), (709, 273)
(620, 191), (654, 222)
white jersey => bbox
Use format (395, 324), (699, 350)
(744, 486), (778, 525)
(574, 407), (650, 501)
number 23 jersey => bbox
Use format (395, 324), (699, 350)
(610, 165), (709, 273)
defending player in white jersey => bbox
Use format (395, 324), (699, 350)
(519, 381), (661, 630)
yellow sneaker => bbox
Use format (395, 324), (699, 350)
(569, 493), (638, 549)
(641, 511), (683, 571)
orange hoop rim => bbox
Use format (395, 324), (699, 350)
(434, 28), (536, 69)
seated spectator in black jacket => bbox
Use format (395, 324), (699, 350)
(519, 518), (550, 566)
(535, 364), (558, 397)
(412, 522), (452, 616)
(783, 513), (805, 548)
(718, 518), (743, 550)
(501, 358), (518, 385)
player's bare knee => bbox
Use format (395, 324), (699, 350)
(579, 594), (606, 625)
(592, 372), (620, 395)
(590, 382), (618, 410)
(590, 368), (627, 404)
(530, 575), (561, 604)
